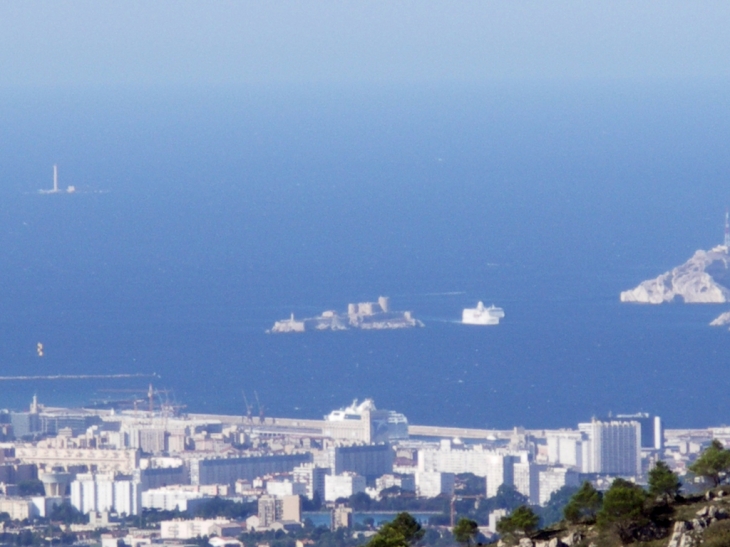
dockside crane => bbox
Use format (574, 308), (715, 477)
(254, 391), (265, 424)
(148, 384), (155, 413)
(242, 391), (254, 423)
(98, 385), (181, 418)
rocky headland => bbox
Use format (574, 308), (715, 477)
(620, 246), (730, 304)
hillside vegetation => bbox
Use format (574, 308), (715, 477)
(490, 441), (730, 546)
(365, 442), (730, 547)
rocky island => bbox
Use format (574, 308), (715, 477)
(620, 245), (730, 304)
(710, 311), (730, 328)
(267, 296), (424, 333)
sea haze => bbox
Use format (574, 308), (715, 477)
(0, 80), (729, 429)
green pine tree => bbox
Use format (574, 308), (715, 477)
(368, 512), (425, 547)
(496, 506), (539, 537)
(563, 482), (602, 524)
(596, 479), (648, 544)
(452, 518), (479, 547)
(689, 440), (730, 487)
(648, 460), (681, 502)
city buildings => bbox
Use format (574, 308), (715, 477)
(70, 473), (141, 516)
(188, 453), (311, 485)
(415, 471), (455, 498)
(488, 509), (509, 534)
(538, 467), (580, 506)
(266, 480), (307, 497)
(0, 395), (692, 547)
(331, 505), (353, 530)
(326, 443), (394, 480)
(513, 462), (541, 505)
(0, 497), (38, 520)
(141, 487), (210, 512)
(292, 463), (329, 500)
(418, 440), (494, 476)
(257, 495), (301, 527)
(161, 518), (240, 539)
(324, 473), (366, 501)
(579, 419), (642, 476)
(612, 413), (663, 451)
(546, 431), (583, 469)
(485, 454), (518, 498)
(375, 473), (415, 493)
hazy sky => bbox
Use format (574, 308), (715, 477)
(1, 1), (729, 88)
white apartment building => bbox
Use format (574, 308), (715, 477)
(418, 441), (493, 476)
(324, 473), (366, 502)
(161, 518), (233, 540)
(292, 464), (329, 500)
(579, 420), (641, 476)
(415, 471), (455, 498)
(489, 509), (509, 534)
(538, 467), (580, 506)
(0, 498), (37, 520)
(513, 462), (542, 505)
(141, 488), (210, 512)
(546, 431), (583, 468)
(488, 509), (509, 534)
(375, 474), (415, 492)
(71, 473), (141, 516)
(485, 454), (518, 498)
(418, 442), (520, 498)
(266, 480), (307, 497)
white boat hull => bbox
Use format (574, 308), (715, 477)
(462, 302), (504, 326)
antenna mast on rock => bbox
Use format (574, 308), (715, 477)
(725, 209), (730, 248)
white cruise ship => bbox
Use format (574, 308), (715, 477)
(462, 301), (504, 325)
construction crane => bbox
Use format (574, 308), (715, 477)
(148, 384), (155, 413)
(242, 391), (253, 423)
(450, 494), (485, 528)
(254, 391), (265, 424)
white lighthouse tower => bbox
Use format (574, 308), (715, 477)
(39, 165), (75, 194)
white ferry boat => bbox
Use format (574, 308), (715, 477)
(462, 301), (504, 325)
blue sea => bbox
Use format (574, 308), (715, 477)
(0, 80), (729, 430)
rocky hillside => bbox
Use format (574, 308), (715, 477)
(494, 489), (730, 547)
(620, 247), (730, 304)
